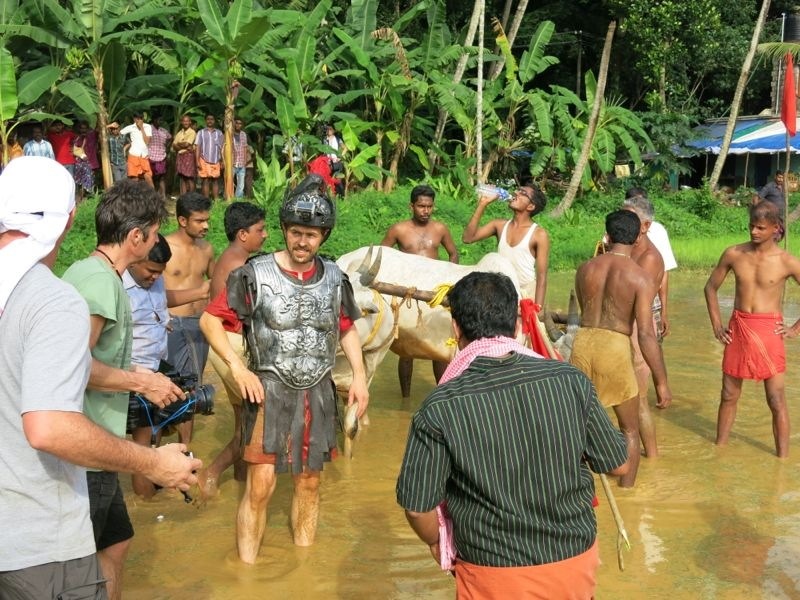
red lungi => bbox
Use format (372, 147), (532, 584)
(722, 309), (785, 381)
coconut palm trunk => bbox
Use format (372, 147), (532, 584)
(708, 0), (771, 192)
(552, 21), (616, 217)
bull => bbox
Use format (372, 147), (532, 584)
(334, 246), (523, 397)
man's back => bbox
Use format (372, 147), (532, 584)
(576, 254), (651, 336)
(397, 353), (625, 566)
(0, 264), (95, 570)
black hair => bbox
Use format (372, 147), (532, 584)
(605, 210), (640, 245)
(410, 184), (435, 204)
(176, 191), (212, 219)
(224, 202), (266, 241)
(528, 184), (547, 217)
(205, 113), (215, 120)
(625, 186), (648, 200)
(148, 233), (172, 264)
(95, 180), (167, 245)
(751, 201), (781, 225)
(447, 272), (518, 342)
(132, 112), (143, 119)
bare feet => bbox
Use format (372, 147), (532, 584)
(194, 468), (219, 507)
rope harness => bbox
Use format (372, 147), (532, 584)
(360, 289), (389, 350)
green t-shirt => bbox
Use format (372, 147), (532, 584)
(63, 256), (132, 438)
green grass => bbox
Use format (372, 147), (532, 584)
(53, 184), (790, 276)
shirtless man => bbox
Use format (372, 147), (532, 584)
(199, 202), (267, 495)
(381, 184), (458, 396)
(571, 210), (671, 487)
(163, 191), (214, 442)
(462, 183), (549, 305)
(621, 194), (668, 459)
(704, 202), (800, 458)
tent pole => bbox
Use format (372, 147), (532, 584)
(785, 142), (790, 251)
(744, 152), (749, 187)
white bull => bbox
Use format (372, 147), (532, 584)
(331, 283), (395, 394)
(335, 246), (522, 376)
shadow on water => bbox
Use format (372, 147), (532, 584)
(121, 271), (800, 599)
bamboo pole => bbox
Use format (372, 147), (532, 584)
(476, 0), (485, 183)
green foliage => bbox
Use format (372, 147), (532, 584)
(55, 183), (770, 278)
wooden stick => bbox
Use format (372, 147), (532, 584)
(599, 473), (630, 571)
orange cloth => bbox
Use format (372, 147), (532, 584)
(722, 309), (785, 381)
(454, 540), (599, 600)
(126, 155), (151, 177)
(197, 156), (221, 178)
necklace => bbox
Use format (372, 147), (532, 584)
(607, 251), (631, 259)
(94, 247), (121, 276)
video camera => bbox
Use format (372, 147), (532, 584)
(126, 368), (215, 434)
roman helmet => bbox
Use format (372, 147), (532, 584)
(279, 174), (336, 239)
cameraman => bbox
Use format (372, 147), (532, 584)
(125, 234), (210, 498)
(62, 180), (188, 600)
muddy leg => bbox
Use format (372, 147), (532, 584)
(716, 373), (742, 447)
(130, 427), (157, 499)
(399, 357), (413, 398)
(199, 404), (244, 500)
(764, 373), (789, 457)
(631, 321), (658, 457)
(97, 540), (130, 600)
(613, 396), (640, 488)
(291, 469), (322, 546)
(236, 463), (277, 564)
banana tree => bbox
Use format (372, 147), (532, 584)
(1, 0), (195, 189)
(531, 71), (651, 191)
(0, 46), (65, 164)
(195, 0), (270, 200)
(478, 19), (558, 181)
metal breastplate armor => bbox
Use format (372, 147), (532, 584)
(246, 254), (342, 389)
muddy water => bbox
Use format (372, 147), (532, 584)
(122, 271), (800, 599)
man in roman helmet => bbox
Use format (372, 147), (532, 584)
(202, 174), (369, 563)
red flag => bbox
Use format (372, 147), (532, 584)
(782, 53), (796, 137)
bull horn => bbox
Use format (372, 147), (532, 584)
(356, 245), (375, 280)
(542, 311), (564, 342)
(358, 246), (383, 287)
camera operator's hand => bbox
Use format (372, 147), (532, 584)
(138, 371), (185, 408)
(231, 361), (264, 404)
(147, 443), (202, 491)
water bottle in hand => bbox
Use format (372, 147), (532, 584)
(476, 183), (512, 202)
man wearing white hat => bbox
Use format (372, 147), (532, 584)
(0, 157), (201, 600)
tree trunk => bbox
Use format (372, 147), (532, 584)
(374, 129), (385, 191)
(223, 78), (236, 201)
(552, 21), (616, 217)
(93, 63), (113, 190)
(488, 0), (530, 81)
(708, 0), (771, 192)
(428, 0), (482, 168)
(476, 0), (485, 182)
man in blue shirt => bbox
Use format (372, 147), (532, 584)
(124, 234), (209, 498)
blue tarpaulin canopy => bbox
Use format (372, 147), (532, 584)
(688, 117), (800, 154)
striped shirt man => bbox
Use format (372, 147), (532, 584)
(397, 353), (627, 567)
(23, 138), (55, 160)
(196, 127), (224, 164)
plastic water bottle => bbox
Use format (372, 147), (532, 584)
(476, 183), (512, 201)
